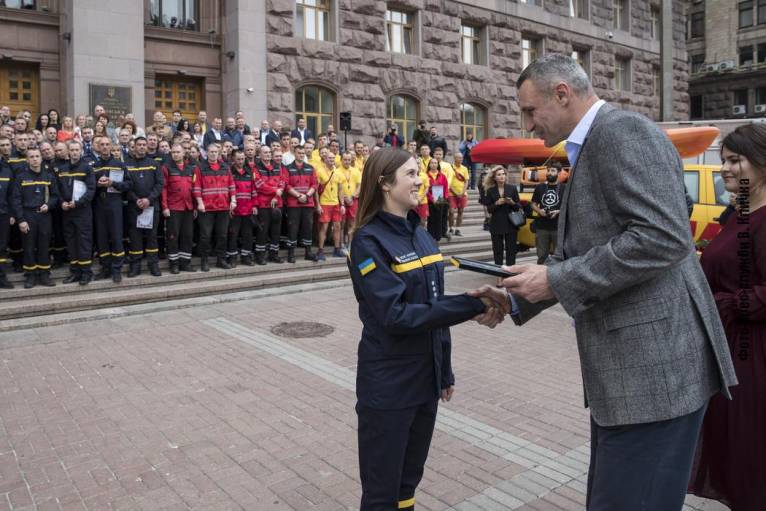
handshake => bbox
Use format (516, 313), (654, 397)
(466, 263), (556, 329)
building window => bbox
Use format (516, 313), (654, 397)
(734, 89), (749, 113)
(572, 48), (591, 77)
(149, 0), (198, 31)
(613, 0), (629, 31)
(759, 0), (766, 24)
(519, 0), (542, 5)
(295, 85), (335, 136)
(385, 9), (415, 54)
(460, 103), (487, 141)
(296, 0), (332, 41)
(521, 37), (541, 70)
(756, 87), (766, 105)
(0, 63), (39, 117)
(461, 25), (485, 65)
(0, 0), (36, 8)
(386, 95), (418, 142)
(739, 1), (753, 28)
(690, 54), (705, 74)
(690, 11), (705, 38)
(154, 76), (202, 120)
(690, 95), (703, 120)
(650, 6), (660, 39)
(569, 0), (588, 19)
(652, 66), (660, 97)
(614, 57), (631, 92)
(758, 43), (766, 64)
(740, 45), (755, 66)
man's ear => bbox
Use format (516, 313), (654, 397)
(554, 83), (570, 106)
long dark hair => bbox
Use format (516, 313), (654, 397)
(355, 148), (413, 229)
(721, 123), (766, 171)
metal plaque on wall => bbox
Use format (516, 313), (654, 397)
(89, 84), (132, 121)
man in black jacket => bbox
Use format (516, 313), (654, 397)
(427, 126), (447, 156)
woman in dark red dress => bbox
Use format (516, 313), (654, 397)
(688, 124), (766, 510)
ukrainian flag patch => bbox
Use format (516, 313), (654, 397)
(358, 258), (376, 276)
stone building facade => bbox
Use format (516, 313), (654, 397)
(686, 0), (766, 120)
(0, 0), (688, 150)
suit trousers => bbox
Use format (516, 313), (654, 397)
(491, 231), (517, 266)
(256, 207), (282, 253)
(586, 404), (707, 511)
(198, 211), (229, 258)
(287, 207), (313, 249)
(63, 206), (93, 275)
(356, 400), (438, 511)
(165, 210), (194, 262)
(21, 210), (52, 275)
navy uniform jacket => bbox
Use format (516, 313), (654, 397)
(58, 158), (96, 208)
(91, 156), (130, 201)
(0, 159), (12, 215)
(11, 166), (60, 222)
(125, 156), (164, 205)
(348, 210), (485, 410)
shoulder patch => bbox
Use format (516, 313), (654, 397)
(358, 258), (376, 276)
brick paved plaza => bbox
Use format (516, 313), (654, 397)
(0, 269), (729, 510)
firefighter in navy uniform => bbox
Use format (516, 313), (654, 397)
(11, 148), (61, 289)
(58, 140), (96, 285)
(0, 141), (14, 289)
(148, 144), (168, 258)
(347, 149), (502, 511)
(92, 135), (131, 283)
(7, 132), (29, 271)
(125, 137), (164, 278)
(49, 141), (71, 267)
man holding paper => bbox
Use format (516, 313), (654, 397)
(125, 137), (164, 278)
(92, 135), (130, 283)
(58, 140), (96, 285)
(469, 54), (737, 510)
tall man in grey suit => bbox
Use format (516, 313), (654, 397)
(472, 54), (737, 510)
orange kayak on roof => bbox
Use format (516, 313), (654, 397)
(472, 127), (720, 165)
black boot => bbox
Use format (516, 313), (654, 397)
(94, 267), (111, 280)
(63, 272), (80, 284)
(241, 255), (254, 266)
(0, 273), (13, 289)
(179, 260), (196, 272)
(23, 273), (36, 289)
(200, 257), (210, 272)
(127, 262), (141, 278)
(228, 256), (237, 269)
(112, 271), (122, 283)
(216, 256), (232, 270)
(268, 250), (284, 264)
(287, 249), (296, 264)
(255, 252), (267, 266)
(304, 248), (318, 262)
(169, 261), (180, 274)
(37, 272), (55, 287)
(79, 272), (93, 286)
(149, 262), (162, 277)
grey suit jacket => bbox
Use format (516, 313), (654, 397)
(515, 104), (737, 427)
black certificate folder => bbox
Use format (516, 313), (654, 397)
(449, 257), (516, 278)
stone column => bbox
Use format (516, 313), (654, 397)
(61, 0), (146, 126)
(221, 0), (268, 125)
(660, 0), (674, 121)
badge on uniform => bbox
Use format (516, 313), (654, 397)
(358, 258), (376, 276)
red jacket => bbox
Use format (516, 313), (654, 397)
(254, 161), (287, 209)
(161, 160), (196, 211)
(193, 159), (234, 211)
(426, 171), (450, 204)
(285, 161), (318, 208)
(231, 164), (257, 216)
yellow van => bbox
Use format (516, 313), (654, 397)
(516, 164), (727, 249)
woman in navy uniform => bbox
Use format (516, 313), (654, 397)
(348, 149), (504, 510)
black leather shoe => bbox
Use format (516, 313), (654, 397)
(79, 273), (93, 286)
(216, 257), (232, 270)
(200, 257), (210, 272)
(37, 273), (55, 287)
(112, 272), (122, 283)
(149, 263), (162, 277)
(23, 274), (36, 289)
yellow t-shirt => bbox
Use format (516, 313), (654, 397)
(308, 151), (323, 169)
(418, 157), (430, 175)
(317, 164), (346, 206)
(340, 165), (362, 198)
(354, 155), (366, 170)
(438, 161), (455, 187)
(333, 153), (342, 167)
(418, 169), (429, 205)
(450, 164), (470, 196)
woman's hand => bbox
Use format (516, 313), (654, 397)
(495, 198), (505, 206)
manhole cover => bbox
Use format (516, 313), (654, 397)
(271, 322), (335, 338)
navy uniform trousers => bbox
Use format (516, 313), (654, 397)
(586, 404), (707, 511)
(94, 194), (125, 274)
(63, 206), (93, 276)
(356, 400), (437, 511)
